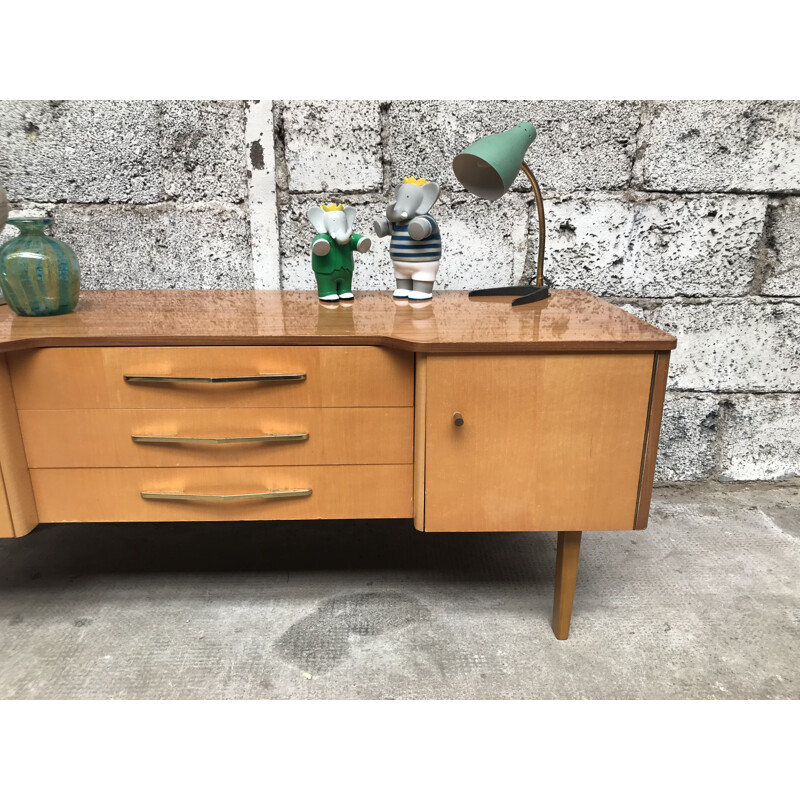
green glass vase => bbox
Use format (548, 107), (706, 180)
(0, 218), (80, 316)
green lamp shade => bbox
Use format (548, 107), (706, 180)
(452, 122), (537, 201)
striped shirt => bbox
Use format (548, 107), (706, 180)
(389, 215), (442, 263)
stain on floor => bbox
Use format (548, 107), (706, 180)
(275, 592), (431, 673)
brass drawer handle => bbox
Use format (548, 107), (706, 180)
(132, 433), (309, 445)
(123, 373), (306, 384)
(141, 488), (312, 502)
(453, 412), (464, 427)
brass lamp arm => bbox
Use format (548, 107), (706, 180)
(520, 162), (545, 289)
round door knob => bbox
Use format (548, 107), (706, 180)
(453, 412), (464, 427)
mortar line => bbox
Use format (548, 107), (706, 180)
(245, 100), (281, 290)
(665, 389), (800, 396)
(378, 101), (392, 194)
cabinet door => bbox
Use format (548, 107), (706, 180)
(421, 352), (654, 532)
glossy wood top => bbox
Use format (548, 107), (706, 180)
(0, 290), (676, 353)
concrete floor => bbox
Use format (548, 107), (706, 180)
(0, 482), (798, 699)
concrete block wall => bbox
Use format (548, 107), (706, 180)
(1, 100), (798, 483)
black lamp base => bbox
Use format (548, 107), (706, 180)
(468, 285), (550, 307)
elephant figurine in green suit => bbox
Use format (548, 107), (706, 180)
(307, 203), (371, 302)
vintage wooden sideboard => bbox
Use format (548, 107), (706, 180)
(0, 290), (676, 639)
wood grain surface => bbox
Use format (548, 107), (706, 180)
(553, 531), (582, 639)
(0, 354), (38, 536)
(422, 352), (654, 531)
(0, 290), (677, 354)
(9, 345), (414, 409)
(413, 354), (427, 530)
(31, 464), (413, 522)
(0, 291), (674, 545)
(19, 407), (413, 468)
(634, 351), (671, 529)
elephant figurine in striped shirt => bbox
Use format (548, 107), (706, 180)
(373, 177), (441, 301)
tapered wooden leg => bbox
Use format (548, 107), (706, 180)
(552, 531), (582, 640)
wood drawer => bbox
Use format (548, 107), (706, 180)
(31, 464), (413, 522)
(19, 407), (413, 467)
(9, 346), (414, 409)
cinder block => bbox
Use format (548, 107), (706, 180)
(161, 101), (247, 203)
(0, 100), (162, 203)
(44, 203), (252, 289)
(637, 299), (800, 392)
(436, 194), (529, 290)
(638, 101), (800, 192)
(763, 197), (800, 296)
(719, 394), (800, 481)
(283, 102), (382, 193)
(388, 100), (641, 193)
(655, 392), (719, 481)
(543, 193), (765, 297)
(278, 193), (528, 291)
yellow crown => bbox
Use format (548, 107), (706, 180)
(403, 176), (428, 185)
(320, 203), (344, 212)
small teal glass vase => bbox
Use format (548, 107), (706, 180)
(0, 218), (80, 316)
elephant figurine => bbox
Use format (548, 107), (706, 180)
(307, 203), (371, 302)
(373, 177), (441, 301)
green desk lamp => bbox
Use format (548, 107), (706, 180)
(452, 122), (549, 306)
